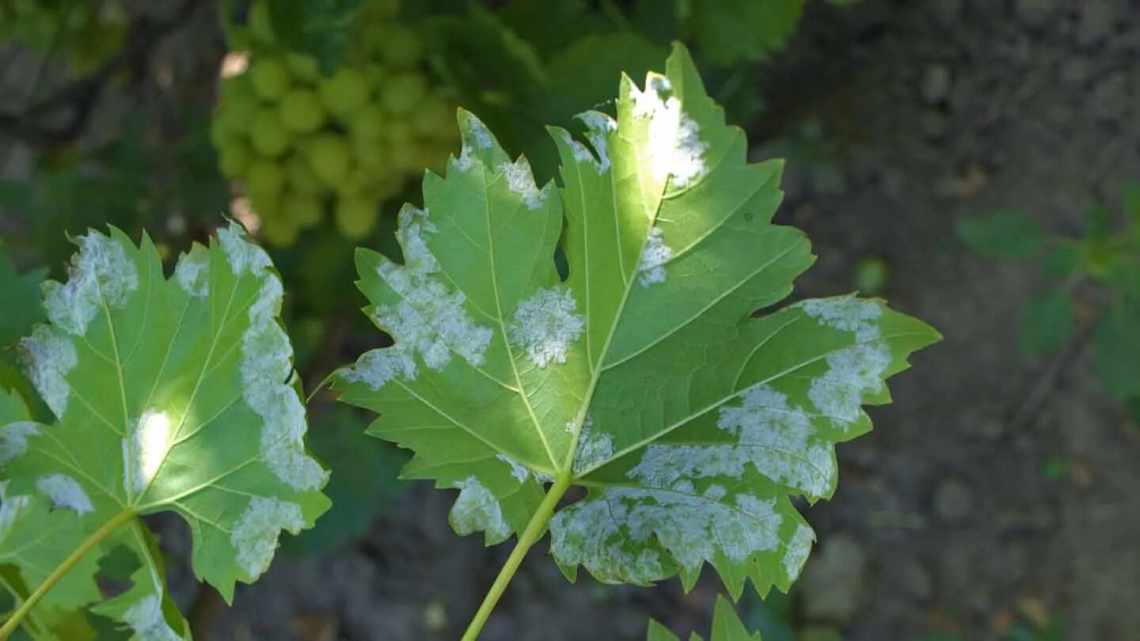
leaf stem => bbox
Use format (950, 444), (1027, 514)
(460, 474), (572, 641)
(0, 509), (137, 641)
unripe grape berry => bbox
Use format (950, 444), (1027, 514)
(246, 159), (285, 199)
(286, 154), (323, 194)
(286, 53), (321, 83)
(349, 105), (385, 142)
(219, 140), (253, 178)
(382, 120), (412, 145)
(304, 134), (352, 186)
(250, 57), (290, 100)
(378, 26), (423, 69)
(361, 64), (387, 91)
(363, 0), (400, 20)
(380, 72), (426, 114)
(220, 77), (261, 124)
(260, 214), (299, 246)
(352, 136), (388, 173)
(284, 194), (323, 227)
(250, 109), (291, 157)
(335, 195), (378, 238)
(411, 94), (452, 138)
(319, 68), (370, 118)
(279, 89), (326, 133)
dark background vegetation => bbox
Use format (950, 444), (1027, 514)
(2, 1), (1138, 640)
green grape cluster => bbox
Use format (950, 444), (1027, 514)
(0, 0), (127, 70)
(211, 0), (458, 245)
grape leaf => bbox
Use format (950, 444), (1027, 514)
(1093, 296), (1140, 400)
(647, 595), (761, 641)
(335, 44), (938, 597)
(0, 224), (330, 638)
(1018, 288), (1073, 356)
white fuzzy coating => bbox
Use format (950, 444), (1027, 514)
(217, 222), (272, 277)
(230, 496), (305, 578)
(20, 325), (77, 419)
(508, 287), (585, 368)
(783, 523), (814, 581)
(550, 485), (781, 584)
(174, 248), (209, 298)
(0, 422), (39, 465)
(449, 476), (511, 543)
(0, 482), (31, 540)
(42, 231), (139, 336)
(360, 206), (492, 385)
(496, 453), (530, 482)
(800, 298), (883, 341)
(575, 110), (617, 174)
(572, 416), (613, 475)
(121, 410), (173, 497)
(808, 343), (891, 425)
(36, 474), (93, 515)
(499, 157), (548, 210)
(629, 74), (708, 189)
(628, 385), (835, 498)
(229, 230), (327, 492)
(122, 595), (181, 641)
(637, 226), (673, 287)
(453, 112), (495, 172)
(557, 129), (596, 165)
(340, 348), (417, 391)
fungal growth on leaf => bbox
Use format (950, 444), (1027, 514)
(0, 224), (329, 640)
(335, 43), (938, 607)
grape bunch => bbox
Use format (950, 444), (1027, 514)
(211, 0), (458, 245)
(0, 0), (126, 70)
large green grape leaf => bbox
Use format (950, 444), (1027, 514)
(647, 595), (761, 641)
(0, 224), (330, 638)
(335, 44), (938, 597)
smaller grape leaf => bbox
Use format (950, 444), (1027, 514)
(1018, 288), (1073, 357)
(647, 595), (761, 641)
(1093, 296), (1140, 400)
(0, 223), (329, 638)
(956, 211), (1045, 259)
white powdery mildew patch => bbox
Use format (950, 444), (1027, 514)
(36, 474), (93, 515)
(783, 523), (814, 581)
(637, 226), (673, 287)
(499, 157), (548, 210)
(572, 416), (613, 475)
(368, 206), (492, 379)
(122, 595), (181, 641)
(550, 485), (782, 583)
(496, 453), (530, 482)
(808, 343), (892, 425)
(217, 222), (272, 277)
(628, 386), (834, 498)
(230, 496), (305, 578)
(233, 232), (327, 492)
(508, 287), (584, 367)
(340, 348), (417, 390)
(576, 110), (617, 174)
(0, 422), (40, 464)
(43, 231), (139, 336)
(449, 476), (511, 542)
(800, 298), (883, 342)
(629, 74), (708, 189)
(20, 325), (77, 419)
(0, 482), (31, 539)
(558, 129), (596, 165)
(121, 410), (173, 496)
(454, 112), (495, 171)
(174, 248), (209, 298)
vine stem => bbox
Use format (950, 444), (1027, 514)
(460, 474), (572, 641)
(0, 509), (137, 641)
